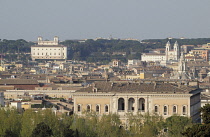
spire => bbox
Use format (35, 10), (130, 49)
(174, 41), (178, 47)
(166, 41), (171, 46)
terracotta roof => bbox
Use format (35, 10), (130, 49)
(0, 79), (39, 85)
(76, 81), (196, 93)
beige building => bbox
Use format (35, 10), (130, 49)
(4, 90), (76, 100)
(73, 81), (201, 123)
(31, 36), (67, 61)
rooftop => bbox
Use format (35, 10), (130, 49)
(77, 81), (197, 94)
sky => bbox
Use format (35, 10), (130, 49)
(0, 0), (210, 41)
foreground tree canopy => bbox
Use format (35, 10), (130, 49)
(0, 108), (196, 137)
(182, 104), (210, 137)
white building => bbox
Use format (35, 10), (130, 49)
(10, 101), (22, 110)
(141, 41), (180, 64)
(31, 36), (67, 61)
(141, 53), (166, 62)
(128, 59), (141, 66)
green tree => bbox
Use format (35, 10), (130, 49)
(201, 104), (210, 124)
(182, 124), (210, 137)
(182, 104), (210, 137)
(126, 112), (165, 137)
(31, 122), (53, 137)
(165, 115), (192, 137)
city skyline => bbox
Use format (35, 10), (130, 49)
(0, 0), (210, 41)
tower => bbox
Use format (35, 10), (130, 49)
(38, 36), (42, 42)
(53, 36), (59, 45)
(38, 36), (43, 45)
(174, 41), (179, 61)
(165, 41), (171, 61)
(54, 36), (59, 42)
(178, 52), (186, 73)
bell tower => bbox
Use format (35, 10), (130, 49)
(165, 41), (171, 61)
(174, 41), (179, 61)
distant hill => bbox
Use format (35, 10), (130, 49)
(1, 38), (210, 64)
(142, 38), (210, 47)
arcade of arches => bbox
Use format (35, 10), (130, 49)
(118, 97), (146, 112)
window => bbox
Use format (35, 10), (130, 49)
(183, 106), (187, 115)
(105, 105), (109, 112)
(54, 53), (56, 55)
(173, 106), (177, 114)
(154, 106), (158, 113)
(87, 105), (91, 112)
(164, 106), (167, 115)
(96, 105), (99, 112)
(78, 105), (81, 112)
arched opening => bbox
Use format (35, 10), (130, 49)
(105, 105), (109, 112)
(154, 106), (158, 113)
(96, 105), (99, 112)
(128, 98), (135, 111)
(183, 106), (186, 115)
(118, 98), (125, 111)
(77, 105), (81, 112)
(138, 98), (145, 112)
(164, 106), (167, 115)
(87, 105), (91, 112)
(173, 106), (177, 114)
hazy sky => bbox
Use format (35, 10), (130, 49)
(0, 0), (210, 41)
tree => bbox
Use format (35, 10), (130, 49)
(165, 116), (192, 137)
(201, 104), (210, 124)
(182, 104), (210, 137)
(31, 122), (53, 137)
(182, 124), (210, 137)
(126, 112), (165, 137)
(4, 129), (16, 137)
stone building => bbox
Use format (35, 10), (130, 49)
(165, 41), (180, 62)
(73, 81), (201, 123)
(141, 41), (180, 63)
(31, 36), (67, 61)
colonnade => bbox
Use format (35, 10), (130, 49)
(116, 97), (147, 113)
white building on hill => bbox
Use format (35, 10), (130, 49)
(141, 41), (180, 64)
(31, 36), (67, 61)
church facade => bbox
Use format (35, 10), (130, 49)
(165, 41), (180, 62)
(141, 41), (180, 63)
